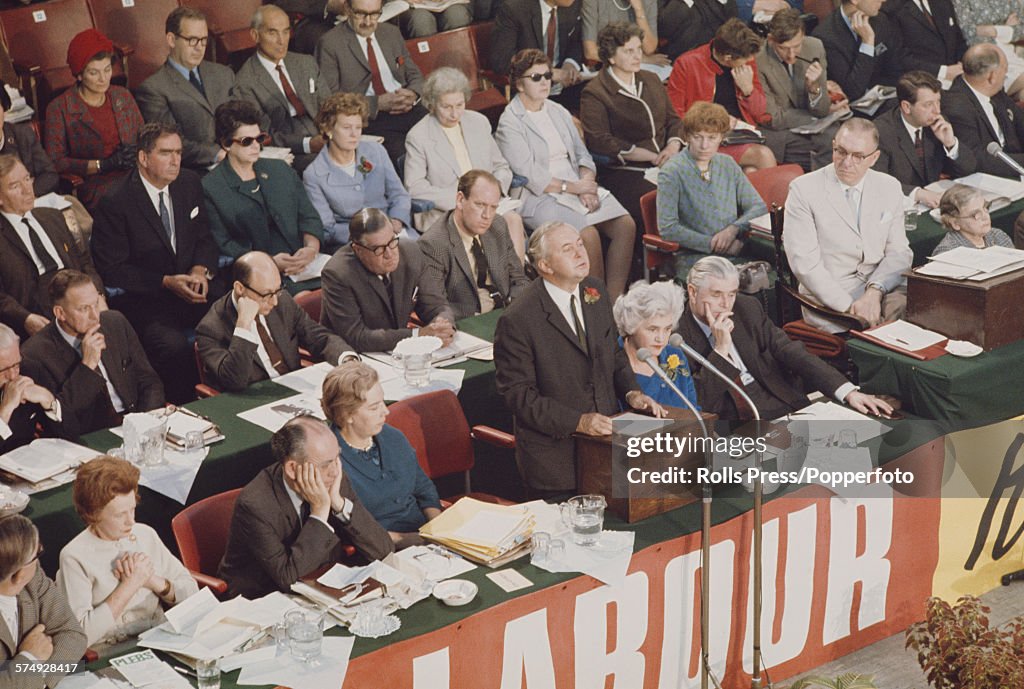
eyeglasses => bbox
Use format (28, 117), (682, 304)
(354, 236), (400, 256)
(832, 145), (877, 163)
(231, 133), (271, 147)
(175, 34), (209, 48)
(524, 71), (554, 82)
(21, 543), (43, 569)
(0, 359), (21, 374)
(242, 282), (285, 301)
(350, 9), (383, 20)
(955, 202), (991, 222)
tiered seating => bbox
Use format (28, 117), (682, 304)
(179, 0), (258, 68)
(87, 0), (180, 88)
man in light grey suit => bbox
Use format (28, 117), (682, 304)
(314, 0), (427, 164)
(135, 7), (237, 172)
(756, 8), (847, 171)
(0, 515), (86, 689)
(233, 5), (330, 173)
(419, 171), (528, 320)
(784, 118), (912, 333)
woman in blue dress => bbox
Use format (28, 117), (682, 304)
(613, 280), (699, 409)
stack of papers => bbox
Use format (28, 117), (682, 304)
(862, 320), (946, 351)
(420, 497), (534, 566)
(920, 173), (1024, 213)
(850, 85), (896, 116)
(236, 393), (326, 432)
(431, 330), (493, 363)
(165, 409), (223, 449)
(287, 253), (331, 283)
(917, 245), (1024, 281)
(0, 439), (98, 484)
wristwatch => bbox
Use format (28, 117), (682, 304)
(868, 282), (886, 294)
(560, 180), (568, 193)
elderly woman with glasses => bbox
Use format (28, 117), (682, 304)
(56, 456), (197, 649)
(496, 48), (636, 299)
(933, 184), (1014, 255)
(303, 92), (412, 253)
(405, 67), (527, 258)
(321, 361), (442, 549)
(613, 280), (699, 409)
(202, 100), (324, 285)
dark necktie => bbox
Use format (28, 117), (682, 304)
(275, 64), (307, 118)
(22, 218), (58, 274)
(914, 129), (927, 178)
(189, 69), (206, 98)
(300, 501), (311, 523)
(256, 320), (290, 375)
(470, 237), (490, 289)
(918, 0), (936, 30)
(570, 294), (587, 353)
(366, 37), (387, 96)
(545, 9), (557, 62)
(158, 191), (174, 245)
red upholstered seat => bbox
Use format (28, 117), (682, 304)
(294, 288), (323, 324)
(87, 0), (181, 88)
(170, 488), (242, 595)
(746, 163), (804, 209)
(179, 0), (259, 66)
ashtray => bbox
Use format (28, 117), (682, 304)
(945, 339), (983, 357)
(433, 579), (478, 606)
(0, 486), (29, 517)
(349, 613), (401, 638)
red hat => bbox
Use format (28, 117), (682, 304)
(67, 28), (114, 76)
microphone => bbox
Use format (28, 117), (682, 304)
(635, 347), (708, 438)
(985, 142), (1024, 178)
(668, 333), (761, 422)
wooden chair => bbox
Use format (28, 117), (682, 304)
(386, 389), (516, 505)
(170, 488), (242, 595)
(638, 189), (679, 282)
(405, 26), (506, 126)
(87, 0), (181, 88)
(747, 163), (803, 209)
(769, 204), (864, 364)
(179, 0), (258, 67)
(294, 288), (323, 324)
(192, 342), (220, 398)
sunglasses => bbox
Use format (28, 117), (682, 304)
(524, 71), (554, 82)
(231, 133), (272, 147)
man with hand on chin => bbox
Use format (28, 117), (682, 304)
(678, 256), (893, 421)
(219, 415), (393, 599)
(0, 323), (63, 453)
(494, 221), (665, 498)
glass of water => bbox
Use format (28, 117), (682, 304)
(183, 430), (205, 459)
(286, 608), (324, 666)
(195, 658), (220, 689)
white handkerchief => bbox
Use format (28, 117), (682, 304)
(190, 206), (199, 219)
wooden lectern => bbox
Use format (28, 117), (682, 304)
(574, 408), (717, 523)
(907, 267), (1024, 350)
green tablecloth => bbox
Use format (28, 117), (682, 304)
(849, 336), (1024, 421)
(25, 310), (514, 575)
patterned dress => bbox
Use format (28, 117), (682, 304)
(931, 227), (1014, 255)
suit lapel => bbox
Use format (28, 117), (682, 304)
(130, 173), (176, 256)
(223, 297), (266, 372)
(480, 229), (506, 294)
(826, 177), (860, 233)
(254, 57), (293, 114)
(168, 63), (213, 114)
(0, 215), (34, 264)
(346, 27), (371, 73)
(894, 119), (927, 180)
(265, 307), (299, 371)
(446, 217), (475, 288)
(271, 465), (301, 534)
(538, 281), (587, 355)
(285, 54), (317, 115)
(530, 2), (544, 49)
(430, 118), (464, 181)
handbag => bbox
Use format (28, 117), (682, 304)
(736, 260), (772, 294)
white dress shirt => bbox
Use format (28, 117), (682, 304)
(964, 80), (1005, 146)
(543, 279), (586, 338)
(1, 210), (64, 275)
(0, 593), (18, 642)
(138, 172), (176, 252)
(358, 33), (403, 95)
(56, 322), (126, 413)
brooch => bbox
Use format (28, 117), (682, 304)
(358, 157), (373, 175)
(583, 286), (600, 304)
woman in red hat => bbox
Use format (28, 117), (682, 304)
(44, 28), (144, 209)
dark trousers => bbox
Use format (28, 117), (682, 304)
(365, 104), (429, 168)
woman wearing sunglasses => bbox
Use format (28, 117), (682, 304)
(933, 184), (1013, 256)
(303, 92), (412, 253)
(202, 100), (324, 286)
(496, 48), (635, 299)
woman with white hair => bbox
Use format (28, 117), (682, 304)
(404, 67), (527, 258)
(613, 280), (699, 408)
(933, 184), (1014, 256)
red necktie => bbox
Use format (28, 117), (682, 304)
(275, 64), (307, 118)
(545, 9), (557, 62)
(918, 0), (936, 30)
(915, 129), (927, 178)
(366, 37), (387, 96)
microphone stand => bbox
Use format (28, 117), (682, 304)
(671, 334), (767, 689)
(635, 347), (719, 689)
(985, 141), (1024, 180)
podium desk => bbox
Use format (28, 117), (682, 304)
(849, 336), (1024, 421)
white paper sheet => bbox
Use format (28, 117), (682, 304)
(274, 361), (335, 396)
(236, 637), (354, 688)
(452, 511), (528, 546)
(163, 588), (217, 634)
(432, 330), (493, 363)
(0, 438), (99, 483)
(287, 253), (332, 283)
(531, 530), (635, 586)
(394, 545), (477, 581)
(865, 319), (946, 350)
(236, 393), (326, 432)
(108, 650), (191, 688)
(136, 445), (209, 504)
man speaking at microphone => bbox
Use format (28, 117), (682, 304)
(494, 222), (665, 498)
(677, 257), (892, 421)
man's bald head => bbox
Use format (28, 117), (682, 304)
(963, 44), (1008, 96)
(233, 251), (284, 315)
(251, 4), (291, 62)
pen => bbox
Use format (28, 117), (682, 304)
(172, 664), (196, 678)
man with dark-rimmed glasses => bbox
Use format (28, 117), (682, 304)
(136, 6), (238, 172)
(783, 117), (912, 333)
(196, 251), (358, 392)
(322, 208), (454, 352)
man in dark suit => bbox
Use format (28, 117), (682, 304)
(419, 171), (529, 320)
(813, 0), (907, 102)
(659, 0), (738, 62)
(489, 0), (585, 109)
(135, 7), (237, 172)
(314, 0), (427, 164)
(944, 44), (1024, 179)
(0, 324), (62, 453)
(0, 155), (104, 339)
(874, 70), (976, 206)
(881, 0), (965, 80)
(677, 257), (892, 421)
(219, 415), (394, 599)
(197, 251), (357, 392)
(91, 123), (222, 404)
(271, 0), (345, 55)
(494, 222), (664, 495)
(233, 5), (330, 173)
(0, 515), (87, 689)
(321, 208), (455, 352)
(0, 83), (58, 197)
(21, 270), (164, 438)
